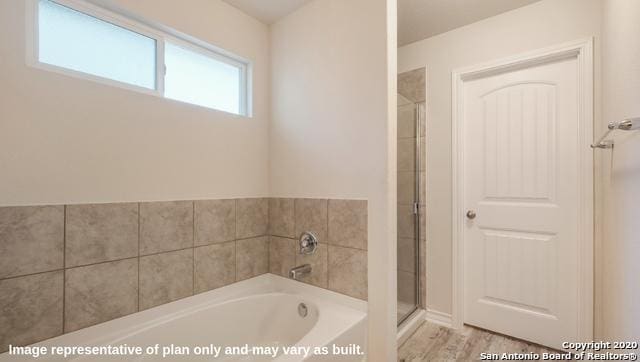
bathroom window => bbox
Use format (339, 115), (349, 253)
(165, 42), (245, 115)
(30, 0), (250, 116)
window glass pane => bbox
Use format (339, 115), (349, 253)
(38, 0), (156, 89)
(165, 42), (242, 114)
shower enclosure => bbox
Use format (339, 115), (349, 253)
(397, 68), (426, 325)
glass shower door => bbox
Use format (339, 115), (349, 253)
(397, 95), (423, 325)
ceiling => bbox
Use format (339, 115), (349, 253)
(398, 0), (542, 46)
(223, 0), (542, 45)
(222, 0), (314, 24)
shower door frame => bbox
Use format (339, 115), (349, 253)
(397, 100), (424, 326)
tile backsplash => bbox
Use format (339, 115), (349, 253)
(268, 198), (368, 300)
(0, 197), (367, 352)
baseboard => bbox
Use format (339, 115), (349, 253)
(425, 309), (453, 328)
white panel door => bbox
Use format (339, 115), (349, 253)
(463, 57), (580, 349)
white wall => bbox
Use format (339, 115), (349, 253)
(600, 0), (640, 342)
(398, 0), (602, 317)
(270, 0), (397, 359)
(0, 0), (270, 206)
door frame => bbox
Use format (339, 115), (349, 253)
(450, 38), (594, 341)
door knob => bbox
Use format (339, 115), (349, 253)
(466, 210), (476, 219)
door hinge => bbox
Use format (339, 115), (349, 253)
(413, 202), (419, 215)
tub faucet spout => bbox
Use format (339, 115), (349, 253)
(289, 264), (312, 280)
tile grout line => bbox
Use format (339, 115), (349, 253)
(267, 198), (271, 274)
(326, 199), (331, 291)
(235, 234), (270, 242)
(64, 256), (141, 272)
(0, 268), (66, 282)
(192, 201), (195, 296)
(62, 205), (67, 333)
(193, 239), (236, 250)
(293, 198), (298, 277)
(60, 246), (198, 272)
(194, 238), (237, 249)
(234, 199), (238, 283)
(137, 202), (140, 312)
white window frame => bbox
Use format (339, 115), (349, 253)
(25, 0), (252, 117)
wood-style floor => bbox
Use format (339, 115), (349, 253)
(398, 321), (562, 361)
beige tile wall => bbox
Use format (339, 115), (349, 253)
(0, 198), (269, 352)
(398, 68), (426, 105)
(268, 198), (368, 301)
(0, 197), (367, 351)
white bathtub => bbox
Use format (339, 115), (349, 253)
(1, 274), (367, 361)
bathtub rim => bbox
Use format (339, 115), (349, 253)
(29, 273), (367, 352)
